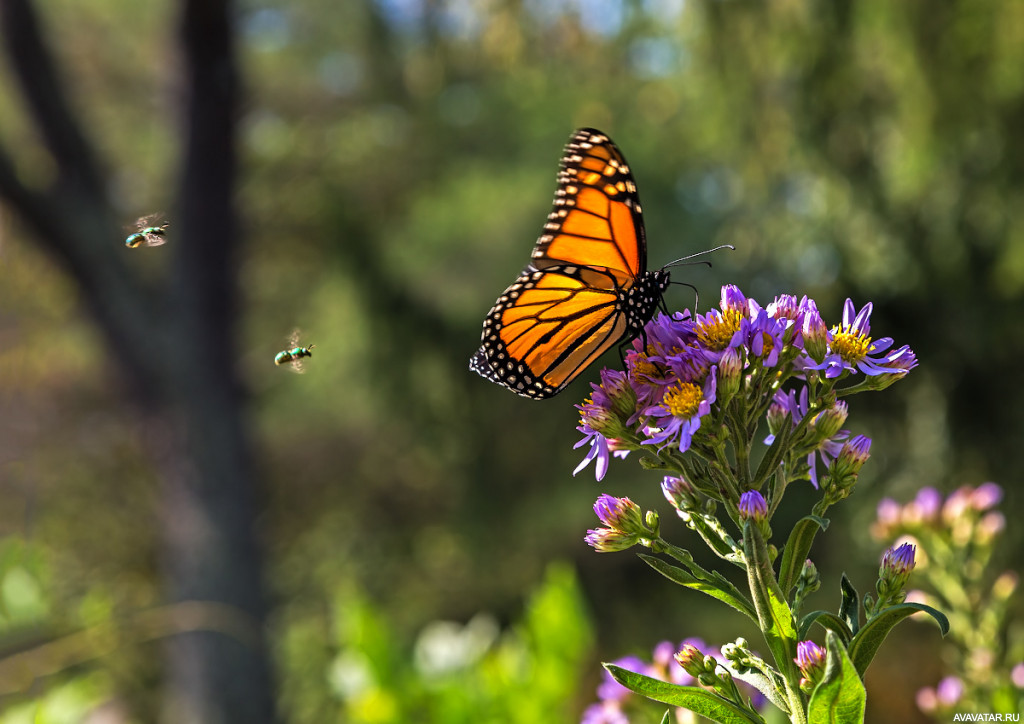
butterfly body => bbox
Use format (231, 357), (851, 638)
(471, 128), (669, 399)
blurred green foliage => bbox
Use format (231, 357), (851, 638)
(1, 0), (1022, 721)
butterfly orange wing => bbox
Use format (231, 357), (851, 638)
(471, 129), (648, 399)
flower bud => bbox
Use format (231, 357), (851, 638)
(798, 559), (820, 593)
(599, 368), (639, 421)
(801, 300), (828, 363)
(809, 400), (848, 444)
(584, 527), (637, 552)
(876, 542), (916, 604)
(830, 434), (872, 487)
(794, 640), (826, 688)
(662, 476), (698, 511)
(593, 494), (647, 536)
(674, 643), (708, 678)
(864, 345), (918, 390)
(720, 285), (749, 314)
(716, 347), (742, 402)
(738, 490), (768, 523)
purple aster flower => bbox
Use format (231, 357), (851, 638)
(638, 311), (698, 363)
(765, 386), (807, 440)
(977, 511), (1006, 543)
(941, 486), (973, 523)
(808, 299), (912, 379)
(767, 293), (804, 346)
(876, 497), (902, 528)
(764, 386), (854, 489)
(935, 676), (964, 706)
(573, 428), (614, 481)
(970, 482), (1003, 511)
(641, 367), (717, 452)
(693, 306), (745, 354)
(908, 487), (944, 525)
(596, 656), (647, 702)
(580, 701), (628, 724)
(738, 490), (768, 522)
(720, 284), (750, 314)
(794, 640), (826, 685)
(767, 293), (801, 321)
(738, 308), (787, 367)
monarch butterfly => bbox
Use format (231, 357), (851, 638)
(470, 128), (674, 399)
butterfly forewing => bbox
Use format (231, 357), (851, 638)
(471, 128), (660, 399)
(533, 129), (646, 280)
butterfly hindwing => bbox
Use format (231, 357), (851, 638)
(472, 265), (629, 398)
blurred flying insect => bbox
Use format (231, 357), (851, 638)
(125, 215), (169, 248)
(274, 330), (315, 373)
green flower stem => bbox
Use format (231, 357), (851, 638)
(726, 407), (752, 491)
(742, 523), (806, 724)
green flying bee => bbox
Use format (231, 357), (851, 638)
(125, 215), (169, 248)
(275, 330), (315, 373)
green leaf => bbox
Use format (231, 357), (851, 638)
(605, 665), (766, 724)
(848, 602), (950, 677)
(639, 554), (758, 623)
(742, 523), (799, 682)
(798, 610), (853, 645)
(838, 575), (859, 635)
(729, 667), (791, 714)
(778, 515), (830, 596)
(659, 709), (672, 724)
(807, 631), (866, 724)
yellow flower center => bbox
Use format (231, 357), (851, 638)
(696, 309), (743, 351)
(831, 329), (872, 363)
(632, 353), (660, 378)
(663, 382), (703, 418)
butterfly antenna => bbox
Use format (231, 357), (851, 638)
(666, 280), (701, 313)
(661, 244), (735, 269)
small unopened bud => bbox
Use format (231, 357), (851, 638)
(674, 644), (707, 678)
(810, 401), (848, 444)
(798, 559), (820, 593)
(801, 301), (828, 363)
(738, 490), (768, 523)
(795, 640), (826, 688)
(662, 476), (697, 511)
(876, 542), (916, 604)
(593, 495), (646, 534)
(716, 347), (742, 401)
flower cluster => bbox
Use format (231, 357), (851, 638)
(576, 287), (932, 724)
(870, 482), (1022, 716)
(576, 286), (915, 514)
